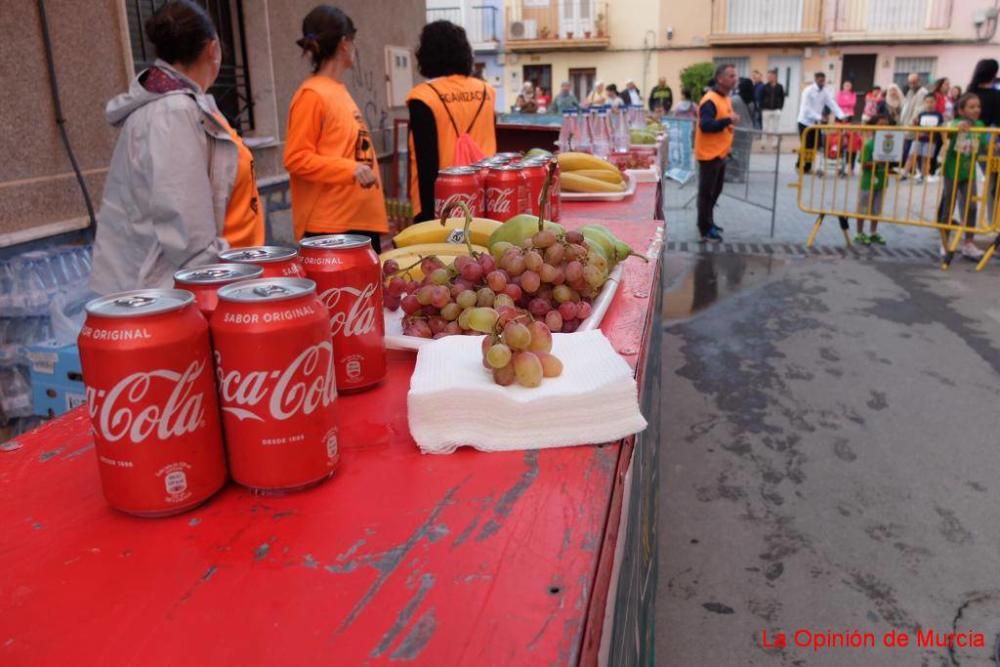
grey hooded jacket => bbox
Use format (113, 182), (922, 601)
(89, 61), (239, 295)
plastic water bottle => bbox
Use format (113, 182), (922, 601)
(559, 111), (576, 152)
(576, 111), (592, 153)
(611, 109), (630, 152)
(591, 111), (611, 159)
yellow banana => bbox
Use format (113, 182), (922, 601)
(380, 243), (487, 262)
(571, 169), (624, 184)
(392, 217), (501, 248)
(557, 152), (620, 174)
(561, 172), (627, 193)
(381, 254), (457, 282)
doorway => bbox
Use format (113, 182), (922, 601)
(522, 64), (553, 99)
(569, 67), (596, 104)
(842, 54), (877, 119)
(767, 56), (802, 134)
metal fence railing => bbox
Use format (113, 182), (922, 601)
(794, 123), (1000, 270)
(661, 121), (784, 238)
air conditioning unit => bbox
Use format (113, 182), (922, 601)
(510, 19), (538, 39)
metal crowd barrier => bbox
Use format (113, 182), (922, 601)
(793, 124), (1000, 270)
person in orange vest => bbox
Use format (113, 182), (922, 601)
(407, 21), (497, 222)
(90, 0), (264, 294)
(284, 6), (388, 250)
(694, 64), (740, 243)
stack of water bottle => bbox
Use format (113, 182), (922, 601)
(558, 105), (635, 158)
(0, 243), (93, 439)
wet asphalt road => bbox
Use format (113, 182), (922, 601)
(656, 251), (1000, 666)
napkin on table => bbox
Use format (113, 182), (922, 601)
(407, 330), (648, 454)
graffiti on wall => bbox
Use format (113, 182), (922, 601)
(349, 47), (388, 144)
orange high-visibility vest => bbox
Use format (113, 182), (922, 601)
(694, 89), (735, 161)
(406, 76), (497, 216)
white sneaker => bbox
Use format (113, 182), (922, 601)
(940, 244), (948, 259)
(962, 242), (985, 260)
(926, 175), (940, 183)
(915, 175), (924, 184)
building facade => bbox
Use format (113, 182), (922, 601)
(500, 0), (662, 110)
(0, 0), (426, 245)
(426, 0), (506, 111)
(657, 0), (1000, 132)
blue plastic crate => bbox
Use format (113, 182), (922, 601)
(32, 378), (86, 417)
(27, 341), (82, 385)
(27, 342), (85, 417)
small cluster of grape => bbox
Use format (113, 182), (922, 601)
(382, 229), (607, 340)
(481, 317), (563, 388)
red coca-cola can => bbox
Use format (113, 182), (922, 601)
(522, 157), (561, 221)
(211, 277), (339, 493)
(495, 152), (523, 164)
(219, 246), (306, 279)
(78, 289), (227, 517)
(519, 160), (547, 217)
(485, 165), (530, 220)
(173, 263), (263, 319)
(299, 235), (386, 392)
(435, 167), (484, 219)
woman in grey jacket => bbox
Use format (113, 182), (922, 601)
(90, 0), (262, 295)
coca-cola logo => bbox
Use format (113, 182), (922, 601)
(486, 187), (515, 215)
(319, 283), (378, 337)
(436, 192), (479, 217)
(86, 360), (208, 443)
(214, 342), (336, 422)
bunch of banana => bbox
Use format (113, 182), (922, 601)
(393, 217), (501, 248)
(556, 152), (626, 193)
(578, 224), (646, 269)
(379, 243), (487, 282)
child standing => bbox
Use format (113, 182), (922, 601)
(902, 95), (944, 183)
(937, 93), (988, 260)
(854, 113), (891, 246)
(862, 86), (882, 123)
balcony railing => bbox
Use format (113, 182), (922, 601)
(833, 0), (952, 39)
(506, 0), (610, 50)
(470, 5), (500, 44)
(426, 5), (500, 46)
(427, 6), (462, 25)
(710, 0), (822, 44)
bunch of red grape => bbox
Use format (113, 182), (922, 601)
(481, 316), (563, 387)
(382, 228), (607, 340)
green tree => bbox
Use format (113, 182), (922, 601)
(680, 62), (716, 99)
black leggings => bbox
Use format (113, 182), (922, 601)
(302, 229), (382, 254)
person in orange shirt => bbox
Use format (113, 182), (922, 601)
(407, 21), (497, 222)
(284, 6), (387, 250)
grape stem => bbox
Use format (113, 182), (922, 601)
(388, 256), (427, 280)
(438, 195), (478, 257)
(537, 161), (557, 233)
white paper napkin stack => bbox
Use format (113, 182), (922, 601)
(407, 330), (648, 454)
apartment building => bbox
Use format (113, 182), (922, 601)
(500, 0), (661, 110)
(659, 0), (1000, 133)
(426, 0), (507, 110)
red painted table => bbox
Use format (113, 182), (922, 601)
(1, 191), (663, 666)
